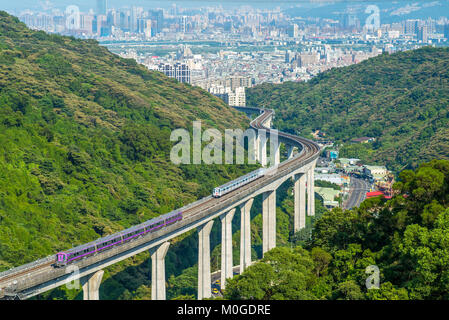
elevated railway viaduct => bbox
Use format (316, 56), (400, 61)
(0, 107), (320, 300)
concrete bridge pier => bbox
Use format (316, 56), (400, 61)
(307, 165), (315, 216)
(220, 209), (236, 289)
(287, 145), (295, 159)
(255, 132), (260, 162)
(82, 270), (104, 300)
(269, 129), (280, 167)
(198, 220), (214, 300)
(258, 130), (267, 167)
(150, 241), (170, 300)
(240, 198), (254, 274)
(265, 117), (272, 128)
(262, 190), (276, 255)
(294, 173), (307, 232)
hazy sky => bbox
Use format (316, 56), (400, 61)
(1, 1), (439, 12)
(0, 0), (301, 13)
(1, 1), (448, 23)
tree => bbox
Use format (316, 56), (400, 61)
(366, 282), (409, 300)
(223, 247), (317, 300)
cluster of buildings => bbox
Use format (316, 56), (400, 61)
(16, 2), (449, 46)
(117, 43), (384, 104)
(126, 45), (252, 106)
(15, 2), (449, 96)
(19, 0), (164, 39)
(313, 149), (395, 209)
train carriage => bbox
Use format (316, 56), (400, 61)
(55, 210), (183, 267)
(213, 168), (266, 198)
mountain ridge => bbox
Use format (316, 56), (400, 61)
(0, 11), (254, 276)
(247, 46), (449, 171)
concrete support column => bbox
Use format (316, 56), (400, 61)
(258, 130), (267, 167)
(307, 166), (315, 216)
(150, 241), (170, 300)
(287, 145), (295, 159)
(262, 190), (276, 255)
(220, 209), (235, 289)
(198, 220), (214, 300)
(240, 198), (254, 274)
(294, 173), (307, 232)
(265, 118), (272, 128)
(82, 270), (104, 300)
(255, 132), (260, 162)
(269, 129), (280, 167)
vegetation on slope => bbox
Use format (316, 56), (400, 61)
(0, 11), (255, 299)
(224, 160), (449, 300)
(247, 47), (449, 171)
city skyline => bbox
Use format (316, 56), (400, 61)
(10, 0), (449, 107)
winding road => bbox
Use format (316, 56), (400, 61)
(344, 177), (371, 209)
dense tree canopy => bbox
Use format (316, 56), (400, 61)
(247, 47), (449, 171)
(223, 160), (449, 300)
(0, 12), (254, 299)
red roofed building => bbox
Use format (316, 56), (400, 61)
(366, 191), (385, 199)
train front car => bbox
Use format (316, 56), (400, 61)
(55, 252), (68, 267)
(213, 188), (221, 198)
(212, 168), (267, 198)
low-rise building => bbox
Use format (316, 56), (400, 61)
(315, 173), (346, 186)
(351, 137), (376, 144)
(364, 165), (389, 182)
(315, 187), (340, 208)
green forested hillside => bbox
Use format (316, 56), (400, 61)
(247, 47), (449, 171)
(224, 160), (449, 300)
(0, 11), (253, 288)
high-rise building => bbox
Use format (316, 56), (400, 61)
(107, 9), (118, 27)
(119, 10), (129, 30)
(158, 63), (191, 84)
(298, 52), (319, 67)
(80, 14), (94, 34)
(179, 16), (187, 33)
(444, 24), (449, 40)
(287, 24), (299, 38)
(225, 77), (253, 91)
(227, 87), (246, 107)
(417, 25), (428, 43)
(137, 19), (153, 39)
(149, 10), (164, 34)
(341, 14), (359, 30)
(130, 7), (138, 33)
(174, 63), (191, 84)
(144, 20), (153, 39)
(96, 14), (108, 36)
(404, 19), (419, 35)
(96, 0), (107, 16)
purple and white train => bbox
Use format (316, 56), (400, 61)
(55, 211), (183, 267)
(213, 168), (266, 198)
(56, 168), (266, 267)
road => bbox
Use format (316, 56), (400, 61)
(344, 177), (371, 210)
(210, 266), (241, 298)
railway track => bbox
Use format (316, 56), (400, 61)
(0, 108), (320, 298)
(181, 108), (319, 220)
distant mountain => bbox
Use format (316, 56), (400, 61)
(0, 11), (251, 274)
(286, 1), (449, 23)
(247, 47), (449, 171)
